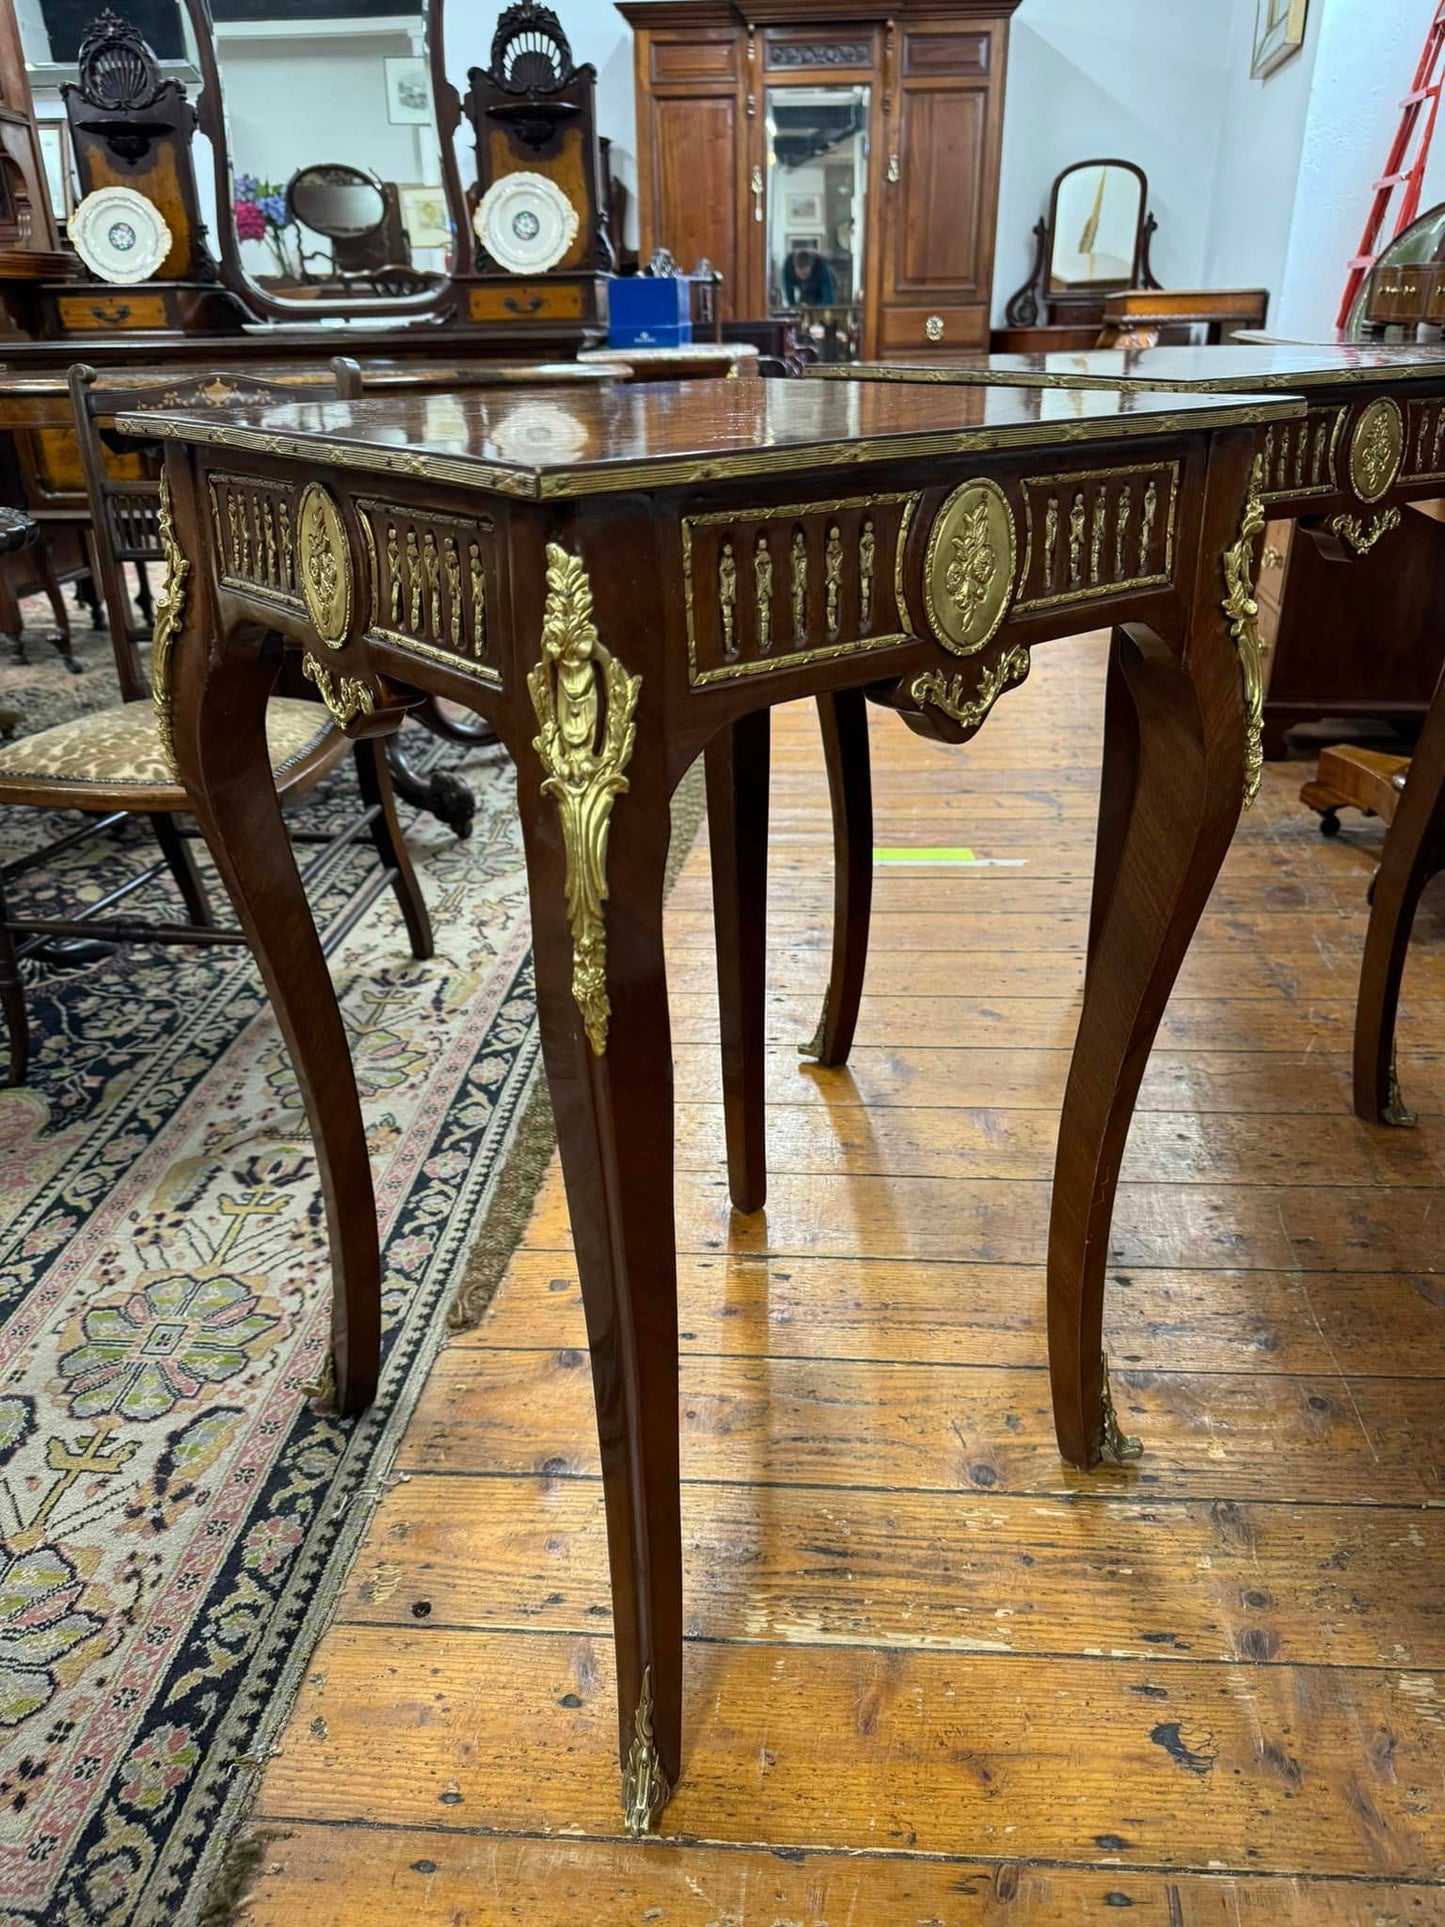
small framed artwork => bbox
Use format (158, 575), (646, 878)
(786, 232), (824, 255)
(37, 123), (74, 221)
(785, 191), (822, 225)
(1252, 0), (1308, 79)
(399, 183), (452, 249)
(384, 56), (433, 125)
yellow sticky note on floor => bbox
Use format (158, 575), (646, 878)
(873, 847), (1025, 867)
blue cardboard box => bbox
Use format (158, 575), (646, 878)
(608, 274), (692, 347)
(607, 321), (694, 348)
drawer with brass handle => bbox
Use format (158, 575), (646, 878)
(878, 304), (986, 354)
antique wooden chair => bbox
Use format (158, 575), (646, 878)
(0, 367), (433, 1086)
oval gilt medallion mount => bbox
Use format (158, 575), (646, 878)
(297, 482), (353, 648)
(923, 478), (1017, 656)
(1348, 397), (1403, 505)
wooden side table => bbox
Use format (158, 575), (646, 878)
(126, 374), (1299, 1831)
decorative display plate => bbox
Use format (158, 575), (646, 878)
(68, 186), (173, 284)
(472, 170), (578, 275)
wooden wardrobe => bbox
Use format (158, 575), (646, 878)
(620, 0), (1020, 359)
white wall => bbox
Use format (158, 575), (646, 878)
(992, 0), (1238, 321)
(1274, 0), (1445, 337)
(1200, 0), (1323, 301)
(992, 0), (1362, 331)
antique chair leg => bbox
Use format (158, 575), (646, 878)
(134, 561), (154, 628)
(0, 871), (31, 1086)
(1086, 628), (1140, 977)
(33, 541), (77, 671)
(704, 706), (770, 1213)
(412, 691), (497, 747)
(150, 809), (216, 929)
(1049, 613), (1246, 1470)
(0, 573), (26, 665)
(383, 735), (477, 840)
(801, 687), (872, 1067)
(519, 751), (681, 1836)
(1354, 661), (1445, 1125)
(353, 739), (435, 961)
(169, 629), (383, 1416)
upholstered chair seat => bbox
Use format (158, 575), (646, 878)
(0, 698), (344, 811)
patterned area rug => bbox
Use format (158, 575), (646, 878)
(0, 623), (552, 1923)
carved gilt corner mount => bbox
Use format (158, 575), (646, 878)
(527, 542), (641, 1056)
(151, 468), (191, 778)
(1221, 453), (1267, 811)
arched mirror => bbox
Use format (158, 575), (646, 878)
(1006, 157), (1158, 333)
(1047, 161), (1146, 298)
(187, 0), (455, 319)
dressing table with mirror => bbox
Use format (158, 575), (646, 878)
(1002, 157), (1159, 347)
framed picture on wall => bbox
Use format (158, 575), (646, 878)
(384, 56), (433, 125)
(1252, 0), (1307, 79)
(785, 192), (822, 225)
(399, 183), (452, 249)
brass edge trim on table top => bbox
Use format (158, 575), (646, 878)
(1016, 460), (1179, 614)
(301, 654), (375, 725)
(527, 542), (640, 1057)
(151, 468), (189, 778)
(807, 362), (1445, 394)
(911, 643), (1032, 730)
(119, 402), (1308, 501)
(1221, 453), (1267, 812)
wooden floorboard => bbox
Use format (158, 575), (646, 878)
(240, 633), (1445, 1925)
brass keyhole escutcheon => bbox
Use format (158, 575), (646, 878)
(925, 314), (944, 342)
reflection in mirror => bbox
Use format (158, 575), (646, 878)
(211, 1), (450, 308)
(766, 85), (867, 362)
(1047, 162), (1144, 294)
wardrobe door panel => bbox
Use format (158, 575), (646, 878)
(649, 95), (741, 312)
(888, 82), (989, 299)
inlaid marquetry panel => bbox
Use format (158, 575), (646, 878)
(1258, 408), (1343, 502)
(355, 499), (501, 687)
(681, 493), (918, 687)
(1014, 461), (1178, 615)
(1400, 395), (1445, 485)
(209, 472), (303, 606)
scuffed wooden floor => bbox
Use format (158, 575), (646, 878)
(240, 633), (1445, 1926)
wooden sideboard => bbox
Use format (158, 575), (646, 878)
(619, 0), (1019, 357)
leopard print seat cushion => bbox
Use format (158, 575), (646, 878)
(0, 698), (337, 795)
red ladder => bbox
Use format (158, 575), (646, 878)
(1337, 0), (1445, 329)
